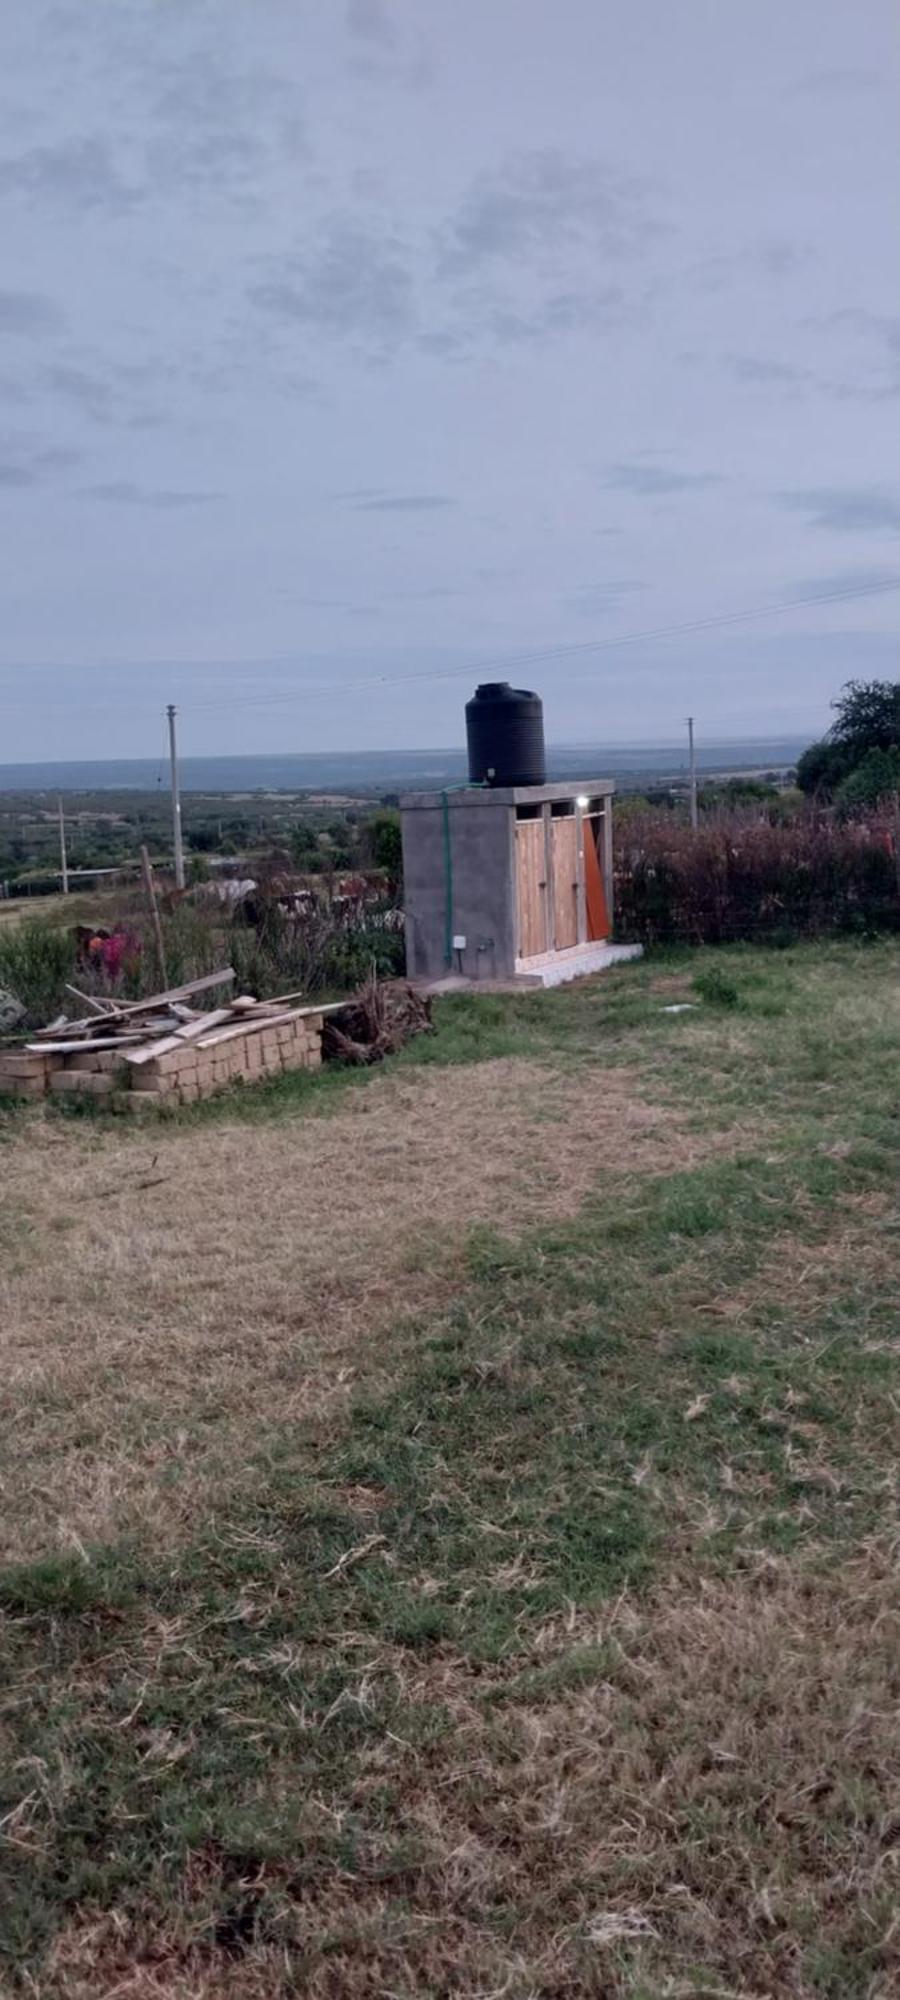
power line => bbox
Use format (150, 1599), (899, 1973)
(177, 575), (900, 717)
(0, 575), (895, 725)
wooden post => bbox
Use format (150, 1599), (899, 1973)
(541, 802), (554, 952)
(140, 845), (168, 989)
(601, 799), (614, 934)
(687, 716), (698, 829)
(574, 800), (587, 946)
(58, 796), (69, 895)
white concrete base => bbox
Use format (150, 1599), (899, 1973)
(514, 941), (643, 987)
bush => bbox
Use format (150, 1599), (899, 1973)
(369, 809), (402, 888)
(835, 747), (900, 810)
(229, 900), (405, 999)
(0, 920), (77, 1028)
(614, 807), (899, 946)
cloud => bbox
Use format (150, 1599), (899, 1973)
(605, 462), (722, 496)
(821, 309), (900, 396)
(725, 354), (814, 392)
(346, 0), (396, 49)
(778, 487), (900, 533)
(144, 51), (307, 200)
(790, 66), (881, 98)
(0, 289), (65, 337)
(0, 136), (138, 212)
(568, 578), (645, 617)
(251, 219), (414, 347)
(83, 482), (220, 508)
(439, 150), (663, 275)
(688, 238), (810, 294)
(352, 493), (456, 511)
(787, 566), (900, 601)
(0, 432), (80, 487)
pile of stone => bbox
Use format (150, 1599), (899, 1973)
(0, 969), (331, 1110)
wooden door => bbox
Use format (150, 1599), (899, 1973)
(551, 816), (579, 948)
(515, 819), (546, 957)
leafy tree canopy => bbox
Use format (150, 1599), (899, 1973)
(797, 678), (899, 799)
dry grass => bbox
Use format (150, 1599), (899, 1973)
(2, 943), (897, 1999)
(0, 1057), (745, 1562)
(36, 1543), (900, 1999)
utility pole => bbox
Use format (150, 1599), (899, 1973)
(167, 702), (185, 889)
(57, 795), (69, 895)
(686, 715), (699, 829)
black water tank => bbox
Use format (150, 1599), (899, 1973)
(465, 682), (546, 787)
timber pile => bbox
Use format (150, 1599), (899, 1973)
(0, 968), (334, 1108)
(322, 975), (432, 1066)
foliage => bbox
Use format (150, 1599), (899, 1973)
(614, 806), (899, 945)
(370, 807), (403, 886)
(830, 677), (900, 756)
(692, 963), (740, 1007)
(0, 919), (77, 1028)
(229, 900), (405, 998)
(289, 821), (321, 866)
(797, 678), (900, 799)
(835, 745), (900, 809)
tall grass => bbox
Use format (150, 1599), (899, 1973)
(0, 894), (405, 1032)
(614, 806), (900, 945)
(229, 901), (405, 998)
(0, 921), (77, 1028)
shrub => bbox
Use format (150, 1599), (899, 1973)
(614, 807), (899, 946)
(835, 747), (900, 810)
(0, 920), (77, 1028)
(229, 900), (405, 999)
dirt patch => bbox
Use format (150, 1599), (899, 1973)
(0, 1059), (750, 1563)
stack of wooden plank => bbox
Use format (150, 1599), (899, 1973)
(0, 968), (335, 1107)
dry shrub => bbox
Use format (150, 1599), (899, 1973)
(615, 805), (900, 945)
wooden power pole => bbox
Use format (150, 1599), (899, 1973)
(167, 703), (185, 890)
(57, 796), (69, 895)
(687, 716), (699, 829)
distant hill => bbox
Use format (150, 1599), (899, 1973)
(0, 741), (806, 795)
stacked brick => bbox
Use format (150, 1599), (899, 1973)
(126, 1011), (323, 1109)
(0, 1012), (324, 1108)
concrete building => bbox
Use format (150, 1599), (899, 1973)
(400, 779), (640, 988)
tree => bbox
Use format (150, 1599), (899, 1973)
(796, 678), (900, 799)
(835, 746), (900, 808)
(370, 809), (402, 888)
(829, 678), (900, 757)
(290, 822), (320, 866)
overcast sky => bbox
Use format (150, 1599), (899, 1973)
(0, 0), (897, 762)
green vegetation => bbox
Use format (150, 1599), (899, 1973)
(1, 939), (898, 1995)
(796, 677), (900, 802)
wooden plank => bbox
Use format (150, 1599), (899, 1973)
(65, 984), (116, 1015)
(193, 1007), (323, 1049)
(114, 967), (236, 1018)
(551, 816), (579, 949)
(515, 819), (546, 958)
(124, 1007), (237, 1065)
(26, 1034), (149, 1054)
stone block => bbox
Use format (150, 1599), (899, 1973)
(51, 1070), (114, 1095)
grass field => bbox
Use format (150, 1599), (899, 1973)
(1, 940), (898, 1998)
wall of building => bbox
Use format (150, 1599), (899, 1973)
(402, 797), (517, 982)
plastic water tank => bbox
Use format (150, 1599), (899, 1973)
(465, 683), (546, 787)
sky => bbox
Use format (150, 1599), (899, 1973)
(0, 0), (897, 762)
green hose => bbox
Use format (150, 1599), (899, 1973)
(441, 789), (453, 968)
